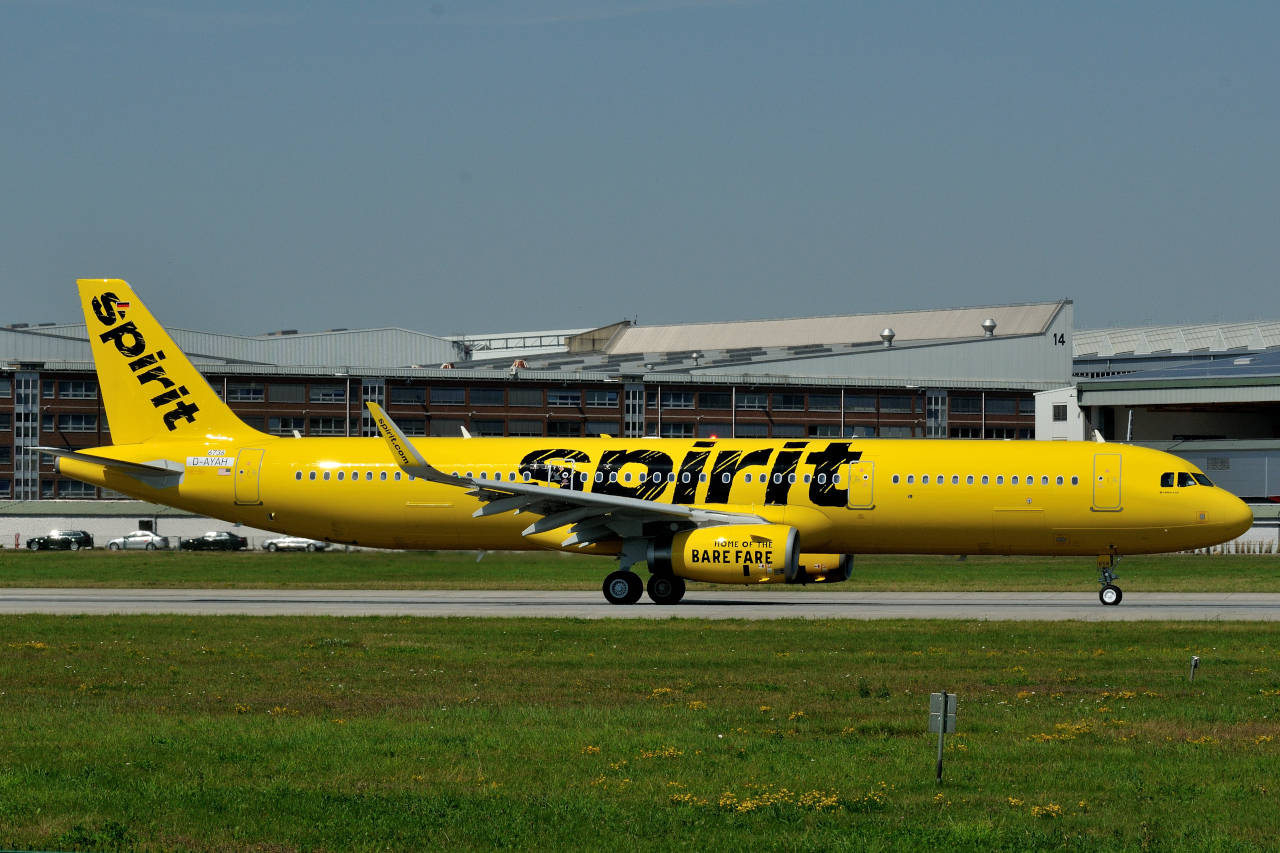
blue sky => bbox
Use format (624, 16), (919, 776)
(3, 1), (1276, 336)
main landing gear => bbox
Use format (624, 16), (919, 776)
(601, 570), (686, 605)
(1097, 554), (1123, 606)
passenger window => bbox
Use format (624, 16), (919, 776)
(833, 474), (841, 484)
(802, 474), (811, 484)
(1041, 476), (1049, 485)
(1011, 476), (1019, 485)
(788, 473), (796, 484)
(892, 474), (901, 484)
(1070, 476), (1079, 486)
(773, 473), (783, 484)
(380, 471), (387, 481)
(395, 472), (401, 481)
(699, 473), (708, 483)
(309, 471), (317, 481)
(921, 475), (929, 484)
(1056, 476), (1064, 485)
(722, 473), (731, 483)
(996, 475), (1004, 485)
(609, 472), (618, 483)
(624, 473), (633, 483)
(981, 475), (989, 485)
(682, 472), (691, 483)
(294, 472), (302, 481)
(337, 471), (344, 481)
(744, 474), (753, 483)
(952, 475), (959, 485)
(366, 471), (373, 481)
(966, 475), (974, 485)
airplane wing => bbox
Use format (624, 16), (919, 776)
(31, 447), (185, 489)
(366, 403), (764, 548)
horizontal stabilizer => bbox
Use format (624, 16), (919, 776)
(31, 446), (185, 489)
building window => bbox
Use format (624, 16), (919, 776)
(698, 423), (732, 438)
(42, 380), (55, 399)
(809, 424), (842, 437)
(0, 478), (10, 497)
(57, 478), (97, 498)
(389, 386), (426, 405)
(772, 393), (805, 411)
(269, 383), (305, 403)
(57, 380), (99, 399)
(0, 413), (11, 431)
(472, 420), (505, 436)
(986, 398), (1018, 416)
(430, 387), (464, 406)
(509, 388), (543, 407)
(659, 422), (695, 438)
(736, 393), (768, 410)
(548, 420), (582, 437)
(950, 395), (981, 414)
(585, 390), (619, 408)
(0, 446), (9, 464)
(430, 418), (466, 437)
(309, 417), (352, 436)
(269, 416), (306, 435)
(772, 423), (805, 437)
(844, 394), (876, 412)
(809, 394), (839, 411)
(399, 419), (426, 436)
(547, 390), (582, 407)
(1052, 404), (1068, 422)
(240, 416), (266, 431)
(699, 392), (731, 409)
(734, 423), (768, 437)
(660, 391), (695, 409)
(879, 395), (914, 413)
(0, 378), (10, 397)
(471, 388), (505, 406)
(45, 413), (98, 432)
(879, 425), (914, 437)
(310, 384), (347, 404)
(226, 382), (264, 402)
(508, 419), (544, 436)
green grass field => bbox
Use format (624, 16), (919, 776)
(2, 549), (1278, 592)
(2, 616), (1279, 851)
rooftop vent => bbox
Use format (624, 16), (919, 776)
(880, 328), (895, 347)
(982, 318), (997, 337)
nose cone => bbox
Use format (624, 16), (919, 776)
(1219, 491), (1254, 541)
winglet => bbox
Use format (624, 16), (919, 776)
(366, 402), (469, 486)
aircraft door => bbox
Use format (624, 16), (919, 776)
(846, 461), (875, 509)
(1092, 453), (1122, 511)
(234, 448), (265, 505)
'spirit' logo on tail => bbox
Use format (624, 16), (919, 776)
(91, 291), (199, 431)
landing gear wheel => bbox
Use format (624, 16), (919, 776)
(647, 574), (686, 605)
(1099, 584), (1122, 606)
(603, 570), (644, 605)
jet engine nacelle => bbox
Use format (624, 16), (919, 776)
(650, 524), (798, 585)
(792, 553), (852, 584)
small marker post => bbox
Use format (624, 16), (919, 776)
(1190, 655), (1200, 682)
(929, 691), (957, 784)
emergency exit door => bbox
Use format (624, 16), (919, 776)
(1092, 453), (1122, 511)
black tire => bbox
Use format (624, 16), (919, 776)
(108, 542), (120, 551)
(647, 574), (686, 605)
(266, 543), (277, 552)
(69, 542), (79, 551)
(603, 570), (643, 605)
(1099, 584), (1122, 606)
(305, 543), (316, 552)
(27, 540), (40, 551)
(145, 542), (156, 551)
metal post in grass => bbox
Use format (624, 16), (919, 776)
(1190, 655), (1200, 681)
(929, 691), (957, 784)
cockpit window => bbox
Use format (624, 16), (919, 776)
(1161, 472), (1175, 488)
(1192, 473), (1213, 487)
(1177, 472), (1197, 487)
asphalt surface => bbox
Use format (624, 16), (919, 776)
(4, 588), (1280, 620)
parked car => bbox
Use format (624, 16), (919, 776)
(179, 531), (249, 551)
(262, 535), (329, 552)
(26, 529), (94, 551)
(107, 530), (170, 550)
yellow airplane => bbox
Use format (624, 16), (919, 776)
(38, 280), (1253, 606)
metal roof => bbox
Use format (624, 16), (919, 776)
(1074, 322), (1280, 358)
(596, 301), (1069, 355)
(1077, 349), (1280, 406)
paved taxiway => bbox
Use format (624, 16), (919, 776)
(4, 589), (1280, 620)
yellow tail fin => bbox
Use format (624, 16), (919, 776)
(78, 279), (261, 444)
